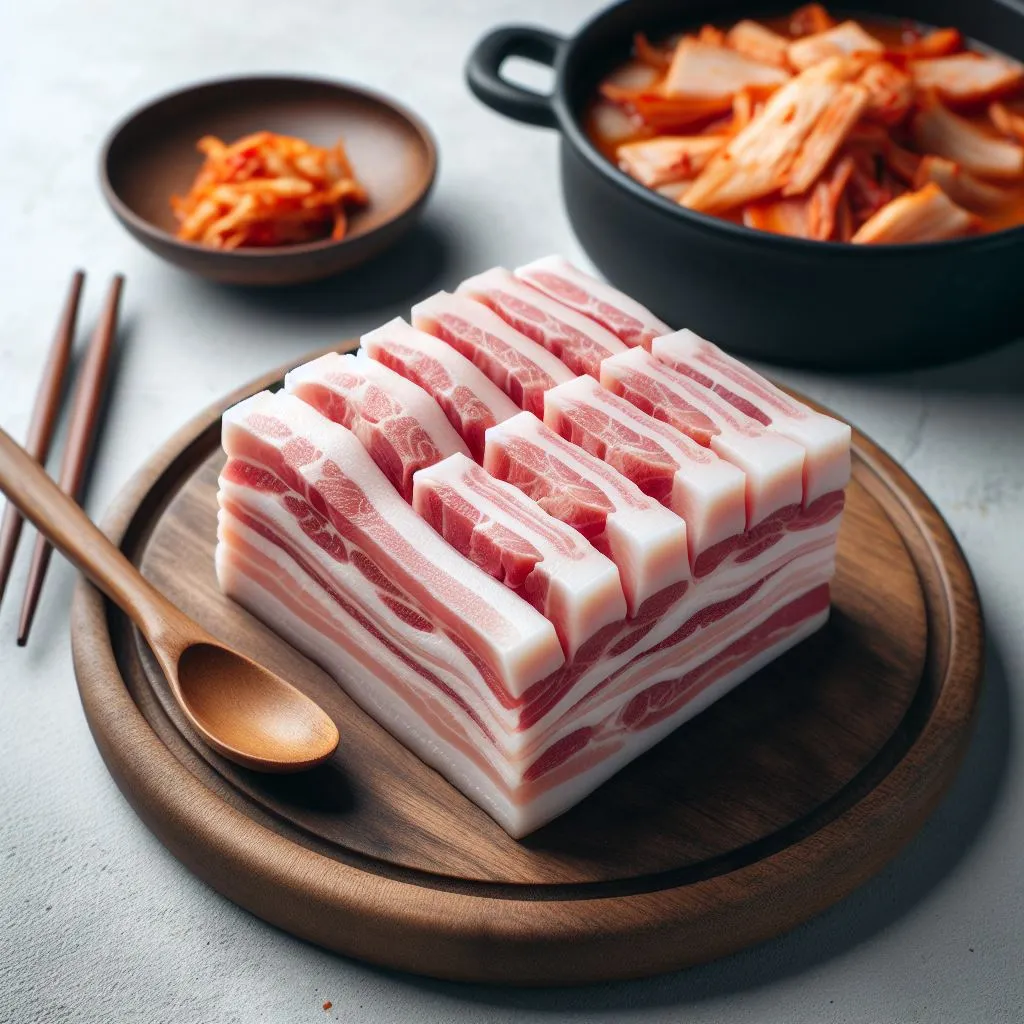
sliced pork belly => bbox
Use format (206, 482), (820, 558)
(456, 267), (627, 378)
(413, 452), (627, 659)
(215, 257), (849, 840)
(483, 411), (689, 617)
(283, 353), (468, 501)
(411, 292), (573, 418)
(222, 390), (564, 696)
(651, 330), (851, 505)
(514, 255), (671, 349)
(361, 318), (519, 461)
(601, 348), (804, 527)
(543, 374), (746, 567)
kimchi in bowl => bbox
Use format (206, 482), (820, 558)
(467, 0), (1024, 370)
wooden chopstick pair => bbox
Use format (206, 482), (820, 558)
(0, 271), (125, 645)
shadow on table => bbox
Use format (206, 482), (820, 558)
(195, 216), (456, 330)
(374, 626), (1011, 1011)
(868, 337), (1024, 397)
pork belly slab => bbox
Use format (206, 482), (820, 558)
(216, 255), (849, 837)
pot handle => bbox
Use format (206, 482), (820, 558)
(466, 25), (565, 129)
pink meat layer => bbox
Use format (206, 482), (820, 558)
(412, 291), (573, 418)
(223, 390), (564, 696)
(601, 347), (805, 527)
(457, 267), (627, 377)
(361, 318), (519, 462)
(543, 374), (747, 566)
(484, 411), (690, 617)
(284, 352), (468, 501)
(651, 330), (852, 505)
(413, 452), (627, 659)
(515, 255), (671, 350)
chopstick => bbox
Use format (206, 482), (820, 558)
(16, 274), (125, 646)
(0, 271), (84, 608)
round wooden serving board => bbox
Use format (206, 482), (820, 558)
(71, 345), (984, 985)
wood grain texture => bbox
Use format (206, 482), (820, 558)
(70, 345), (984, 984)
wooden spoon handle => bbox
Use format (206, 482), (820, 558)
(0, 426), (187, 639)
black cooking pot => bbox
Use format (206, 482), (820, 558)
(467, 0), (1024, 370)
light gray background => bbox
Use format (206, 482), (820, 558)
(1, 2), (1021, 1022)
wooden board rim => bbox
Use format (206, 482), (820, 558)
(70, 348), (984, 985)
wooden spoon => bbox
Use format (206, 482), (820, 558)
(0, 426), (339, 772)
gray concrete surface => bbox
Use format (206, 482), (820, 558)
(1, 2), (1022, 1021)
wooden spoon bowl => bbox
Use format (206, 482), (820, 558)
(0, 426), (339, 772)
(100, 75), (437, 286)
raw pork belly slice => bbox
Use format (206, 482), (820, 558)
(651, 330), (852, 505)
(413, 452), (627, 658)
(457, 267), (627, 377)
(215, 254), (850, 838)
(221, 390), (563, 696)
(361, 318), (518, 462)
(412, 292), (573, 418)
(515, 255), (670, 350)
(483, 412), (689, 617)
(284, 352), (468, 501)
(601, 348), (805, 527)
(544, 374), (746, 568)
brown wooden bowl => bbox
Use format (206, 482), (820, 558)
(100, 76), (437, 286)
